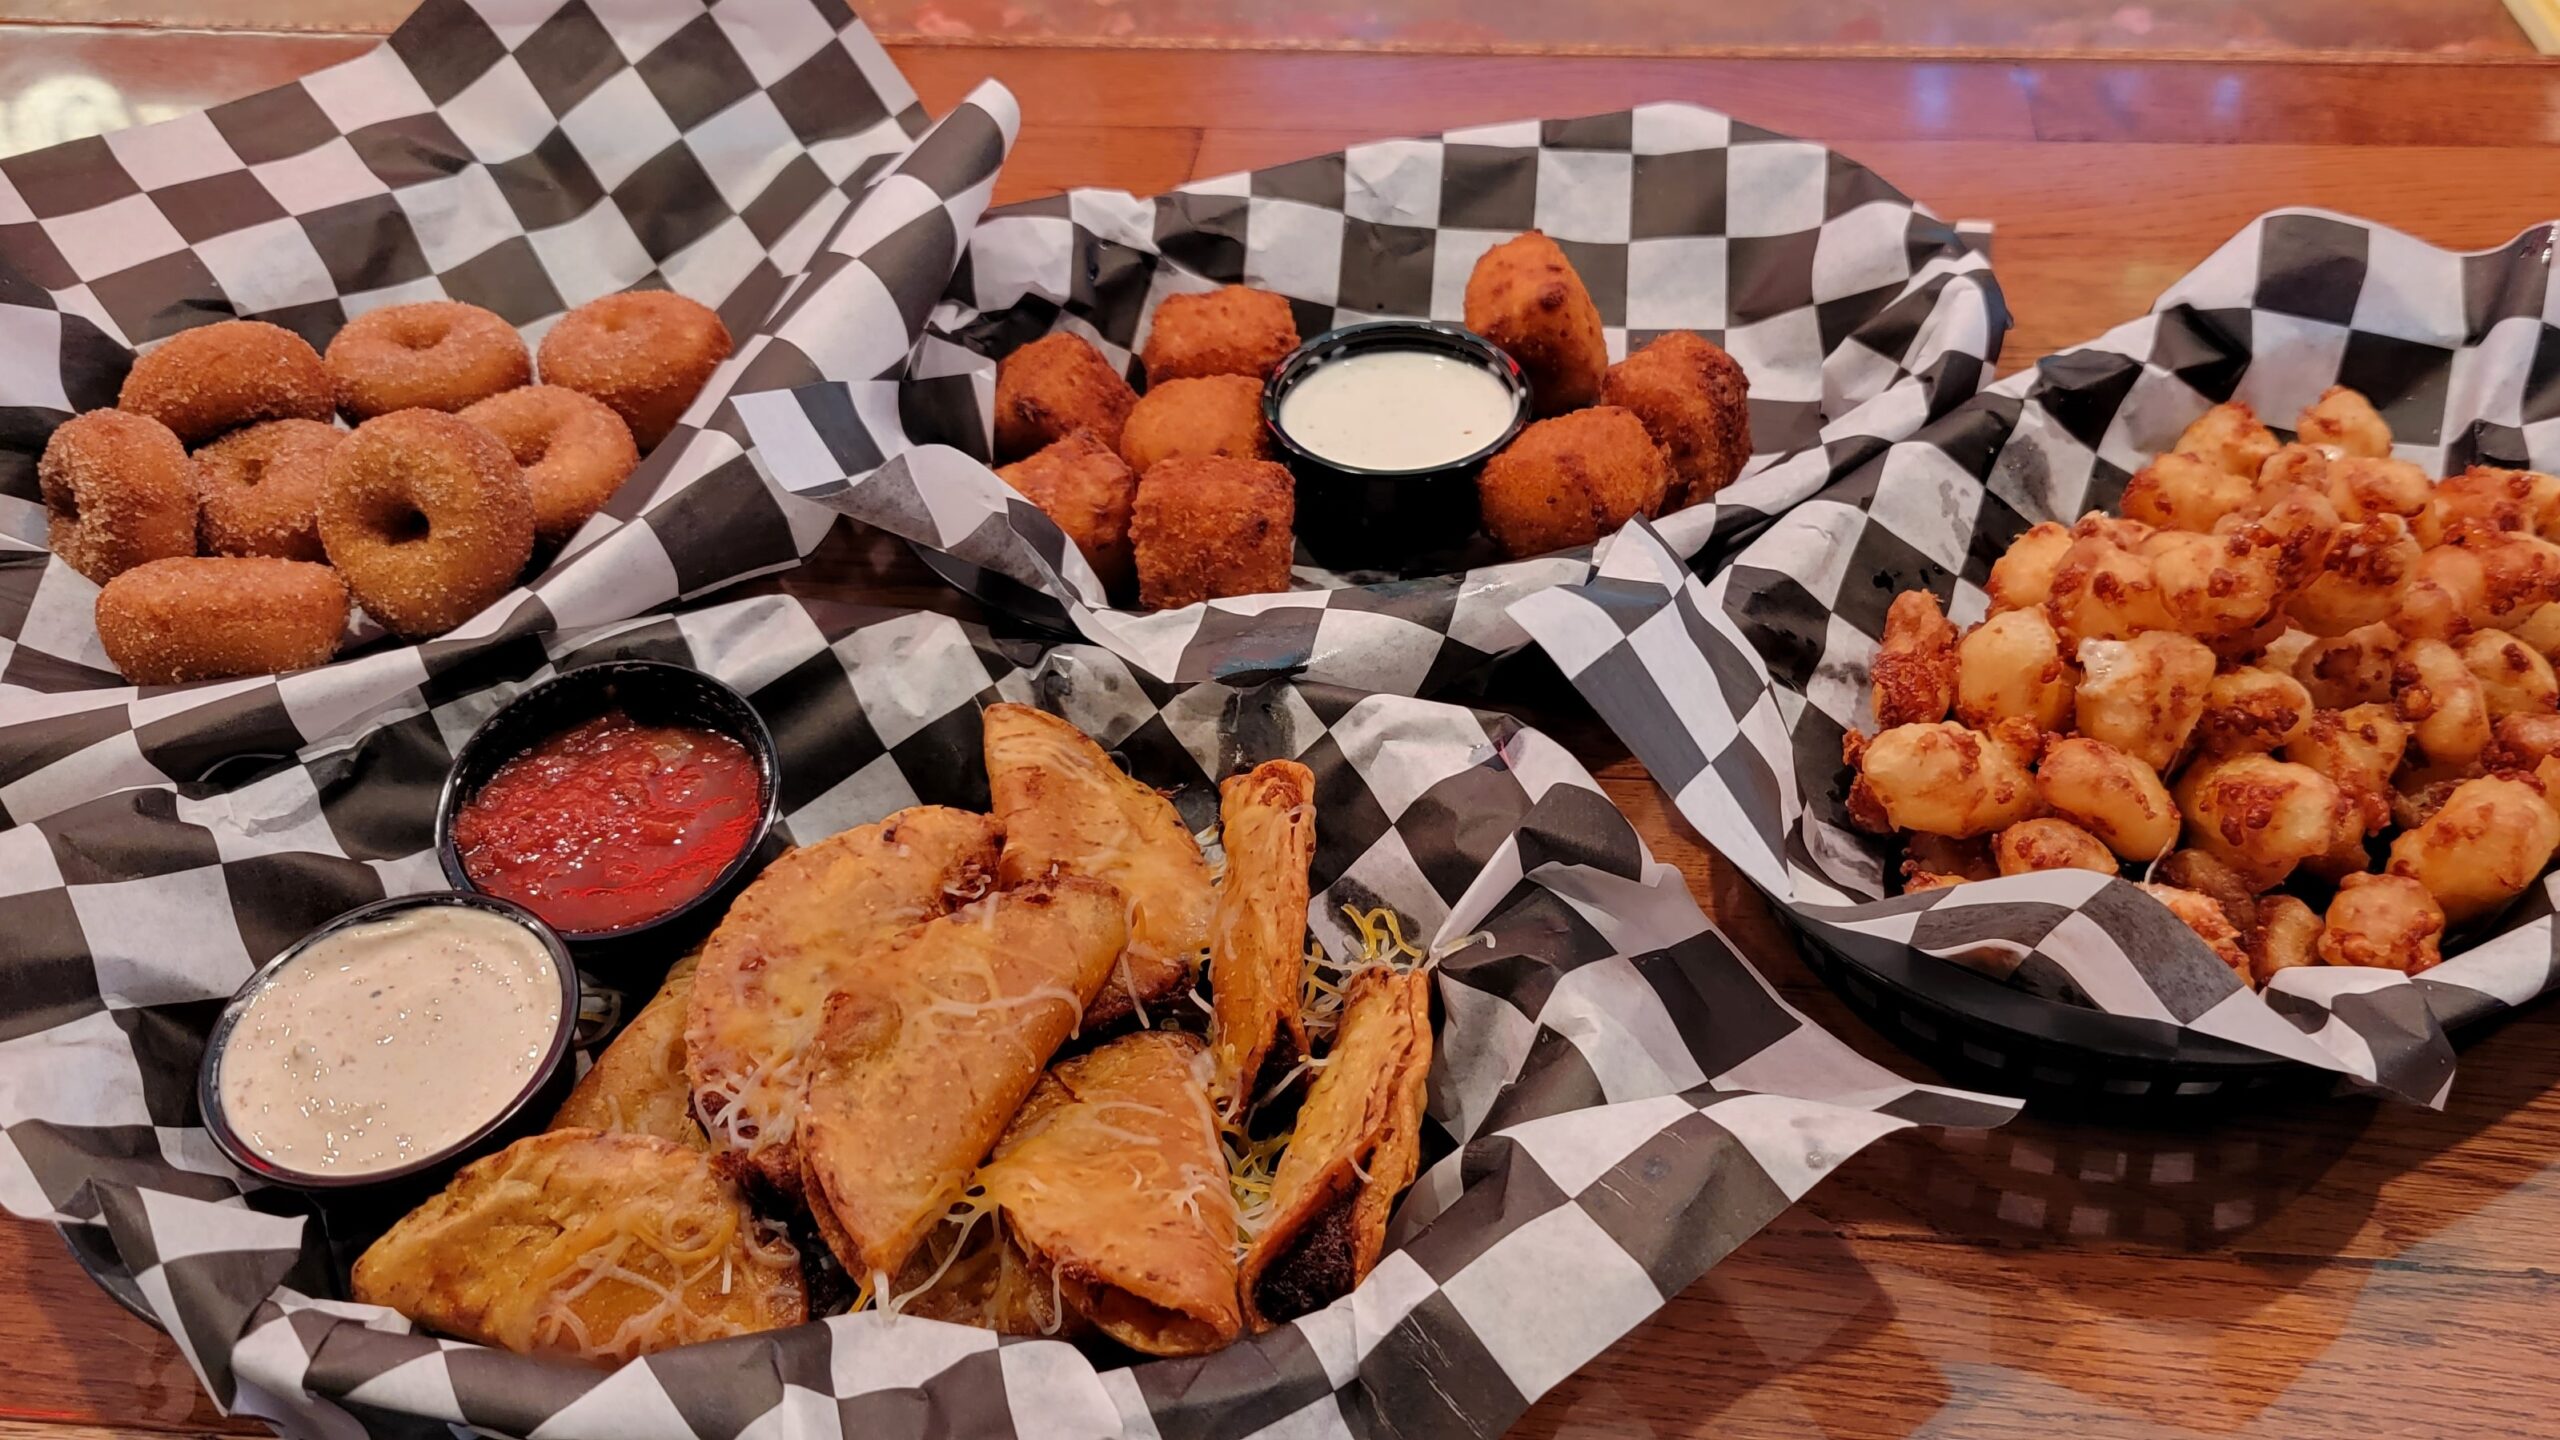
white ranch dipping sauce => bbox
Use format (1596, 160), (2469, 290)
(218, 906), (561, 1177)
(1277, 348), (1518, 471)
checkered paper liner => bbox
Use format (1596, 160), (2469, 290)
(1516, 210), (2560, 1107)
(0, 0), (1026, 830)
(727, 103), (2008, 693)
(0, 590), (2015, 1439)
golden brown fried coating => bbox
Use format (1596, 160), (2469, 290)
(96, 556), (347, 686)
(193, 418), (339, 562)
(118, 319), (332, 445)
(2391, 774), (2470, 832)
(40, 409), (195, 584)
(2195, 665), (2314, 756)
(2456, 628), (2559, 717)
(350, 1130), (803, 1366)
(1140, 285), (1299, 385)
(1872, 590), (1959, 729)
(551, 952), (704, 1148)
(1599, 330), (1752, 510)
(2224, 483), (2340, 591)
(1901, 833), (1996, 891)
(1129, 455), (1296, 610)
(1850, 719), (2044, 839)
(2396, 637), (2494, 767)
(2324, 454), (2430, 522)
(1986, 522), (2073, 614)
(2288, 703), (2408, 839)
(995, 332), (1139, 460)
(2173, 752), (2348, 890)
(998, 431), (1140, 595)
(327, 300), (529, 420)
(2154, 848), (2262, 935)
(1955, 607), (2076, 731)
(2318, 873), (2444, 974)
(2254, 442), (2330, 498)
(2386, 774), (2560, 924)
(2145, 525), (2287, 640)
(2247, 895), (2323, 987)
(2123, 452), (2256, 532)
(2396, 540), (2487, 643)
(1993, 818), (2117, 877)
(1208, 760), (1316, 1119)
(1463, 230), (1606, 417)
(459, 385), (640, 548)
(2285, 513), (2417, 637)
(2175, 401), (2279, 479)
(2296, 385), (2391, 459)
(2416, 465), (2560, 547)
(2464, 528), (2560, 628)
(1119, 374), (1272, 474)
(2294, 624), (2401, 709)
(2074, 630), (2215, 771)
(1475, 406), (1672, 560)
(2485, 710), (2560, 771)
(2038, 736), (2179, 861)
(2514, 602), (2560, 659)
(2045, 536), (2171, 647)
(536, 290), (732, 450)
(2138, 883), (2251, 980)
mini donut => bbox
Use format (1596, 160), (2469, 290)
(97, 556), (348, 685)
(326, 301), (531, 421)
(118, 319), (332, 445)
(39, 409), (196, 584)
(536, 291), (732, 450)
(319, 410), (534, 639)
(459, 385), (640, 547)
(193, 419), (341, 562)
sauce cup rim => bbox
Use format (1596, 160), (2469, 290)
(197, 890), (581, 1192)
(1262, 319), (1530, 478)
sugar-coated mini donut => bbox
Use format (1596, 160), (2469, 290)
(536, 291), (732, 450)
(319, 410), (534, 639)
(40, 409), (196, 584)
(118, 320), (332, 445)
(193, 419), (341, 562)
(327, 301), (531, 421)
(459, 385), (640, 547)
(97, 557), (347, 685)
(994, 331), (1138, 461)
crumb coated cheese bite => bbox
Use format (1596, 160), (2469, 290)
(1119, 374), (1273, 475)
(1131, 455), (1296, 609)
(1600, 330), (1752, 509)
(1141, 285), (1300, 384)
(1475, 406), (1671, 560)
(1463, 230), (1606, 417)
(998, 430), (1140, 595)
(996, 332), (1138, 461)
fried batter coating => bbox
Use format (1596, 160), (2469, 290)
(2396, 637), (2493, 767)
(1901, 832), (1996, 891)
(2396, 540), (2487, 643)
(2514, 602), (2560, 659)
(2038, 736), (2179, 861)
(2319, 872), (2445, 974)
(998, 431), (1140, 595)
(1993, 818), (2117, 876)
(2417, 465), (2560, 547)
(1119, 374), (1273, 474)
(2195, 665), (2314, 755)
(2386, 775), (2560, 924)
(1463, 230), (1606, 416)
(1129, 455), (1296, 610)
(2254, 442), (2330, 498)
(2296, 385), (2391, 459)
(1872, 590), (1958, 728)
(2285, 513), (2417, 637)
(2225, 482), (2340, 592)
(1140, 285), (1299, 385)
(2154, 848), (2261, 935)
(2288, 703), (2409, 838)
(2174, 401), (2279, 479)
(2247, 895), (2323, 987)
(1599, 330), (1752, 510)
(2046, 535), (2171, 648)
(2390, 774), (2469, 832)
(1955, 607), (2076, 730)
(2123, 452), (2257, 532)
(2485, 710), (2560, 771)
(1850, 719), (2044, 839)
(995, 332), (1139, 461)
(2295, 624), (2401, 709)
(2464, 528), (2560, 627)
(2145, 525), (2286, 639)
(2173, 752), (2348, 890)
(1988, 521), (2074, 613)
(2139, 883), (2251, 980)
(2075, 630), (2215, 771)
(2325, 454), (2431, 522)
(1475, 406), (1672, 560)
(2456, 628), (2559, 717)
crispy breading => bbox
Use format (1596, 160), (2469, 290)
(1129, 455), (1296, 610)
(995, 332), (1138, 460)
(1463, 230), (1605, 416)
(1140, 285), (1300, 384)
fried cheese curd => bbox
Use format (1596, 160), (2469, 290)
(1119, 374), (1272, 474)
(1858, 385), (2560, 983)
(1462, 230), (1606, 416)
(1475, 406), (1671, 561)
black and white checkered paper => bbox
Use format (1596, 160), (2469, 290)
(0, 0), (1021, 830)
(1518, 210), (2560, 1107)
(729, 104), (2008, 691)
(0, 586), (2015, 1439)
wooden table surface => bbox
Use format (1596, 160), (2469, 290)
(6, 20), (2560, 1440)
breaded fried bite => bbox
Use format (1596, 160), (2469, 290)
(1600, 330), (1751, 509)
(1141, 285), (1300, 384)
(1120, 374), (1273, 475)
(1475, 406), (1671, 560)
(998, 431), (1140, 595)
(995, 332), (1138, 461)
(1131, 456), (1296, 610)
(1464, 231), (1606, 417)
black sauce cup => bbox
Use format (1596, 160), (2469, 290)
(434, 659), (781, 962)
(199, 891), (580, 1199)
(1263, 321), (1528, 574)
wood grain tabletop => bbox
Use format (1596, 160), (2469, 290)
(4, 18), (2560, 1440)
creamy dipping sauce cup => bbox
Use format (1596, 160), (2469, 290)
(1263, 321), (1528, 573)
(200, 892), (579, 1192)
